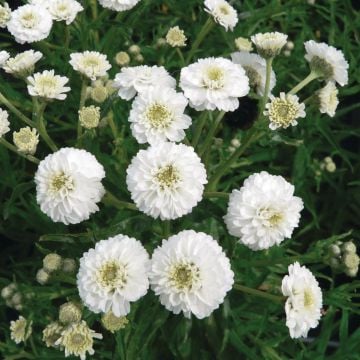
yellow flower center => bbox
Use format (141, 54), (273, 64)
(155, 164), (180, 190)
(21, 12), (37, 28)
(304, 289), (315, 308)
(203, 66), (225, 90)
(258, 208), (283, 227)
(268, 97), (299, 128)
(169, 262), (200, 291)
(145, 103), (173, 129)
(49, 173), (74, 193)
(97, 261), (127, 291)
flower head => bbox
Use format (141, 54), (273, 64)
(150, 230), (234, 319)
(43, 253), (63, 272)
(180, 57), (249, 111)
(2, 50), (43, 78)
(10, 316), (32, 344)
(204, 0), (238, 31)
(0, 108), (10, 137)
(79, 106), (101, 129)
(0, 50), (9, 66)
(264, 92), (306, 130)
(0, 2), (11, 28)
(101, 311), (129, 333)
(59, 302), (82, 325)
(129, 86), (191, 144)
(43, 321), (64, 348)
(36, 268), (50, 285)
(317, 81), (339, 117)
(77, 234), (150, 317)
(282, 262), (323, 338)
(13, 127), (39, 155)
(7, 4), (53, 44)
(48, 0), (84, 25)
(126, 142), (207, 220)
(115, 51), (130, 66)
(234, 37), (253, 52)
(224, 171), (303, 251)
(113, 65), (176, 100)
(35, 147), (105, 225)
(304, 40), (348, 86)
(70, 51), (111, 80)
(251, 32), (288, 58)
(166, 26), (187, 47)
(98, 0), (141, 11)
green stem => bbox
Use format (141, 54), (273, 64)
(233, 284), (285, 303)
(204, 191), (229, 199)
(77, 79), (88, 146)
(102, 191), (137, 211)
(0, 91), (35, 128)
(90, 0), (100, 46)
(288, 71), (319, 95)
(0, 138), (40, 164)
(258, 57), (273, 118)
(192, 111), (208, 148)
(163, 220), (171, 239)
(107, 112), (118, 139)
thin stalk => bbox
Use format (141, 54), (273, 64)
(234, 284), (285, 303)
(102, 191), (137, 211)
(107, 112), (118, 139)
(192, 111), (208, 148)
(288, 71), (319, 95)
(204, 191), (229, 199)
(258, 57), (273, 118)
(176, 48), (185, 66)
(77, 79), (88, 146)
(90, 0), (100, 46)
(163, 220), (171, 239)
(0, 138), (40, 164)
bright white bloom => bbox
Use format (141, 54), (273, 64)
(127, 143), (207, 220)
(98, 0), (141, 11)
(113, 65), (176, 100)
(264, 92), (306, 130)
(251, 32), (288, 58)
(27, 70), (70, 100)
(231, 51), (276, 96)
(35, 147), (105, 225)
(55, 321), (102, 360)
(224, 171), (303, 251)
(166, 26), (187, 47)
(10, 316), (32, 344)
(0, 2), (11, 28)
(304, 40), (348, 86)
(0, 50), (9, 66)
(13, 127), (39, 155)
(70, 51), (111, 81)
(129, 87), (191, 144)
(0, 108), (10, 137)
(150, 230), (234, 319)
(282, 262), (323, 338)
(204, 0), (238, 31)
(48, 0), (84, 25)
(180, 57), (249, 111)
(2, 50), (43, 78)
(77, 234), (150, 317)
(7, 5), (53, 44)
(317, 81), (339, 117)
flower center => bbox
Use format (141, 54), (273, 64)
(21, 12), (38, 28)
(243, 66), (261, 89)
(97, 261), (127, 291)
(268, 98), (298, 127)
(71, 334), (85, 346)
(83, 57), (100, 68)
(310, 56), (334, 79)
(145, 102), (173, 129)
(217, 4), (230, 15)
(258, 207), (283, 227)
(169, 262), (200, 291)
(155, 164), (180, 190)
(38, 76), (58, 91)
(303, 288), (315, 308)
(203, 66), (225, 90)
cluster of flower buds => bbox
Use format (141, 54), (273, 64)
(327, 240), (359, 277)
(1, 283), (23, 310)
(86, 75), (116, 104)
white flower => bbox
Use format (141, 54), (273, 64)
(317, 81), (339, 117)
(126, 142), (207, 220)
(234, 37), (253, 52)
(48, 0), (84, 25)
(13, 127), (39, 155)
(113, 65), (176, 100)
(0, 50), (10, 66)
(0, 2), (11, 28)
(264, 92), (306, 130)
(224, 171), (303, 251)
(150, 230), (234, 319)
(35, 147), (105, 225)
(27, 70), (70, 100)
(204, 0), (238, 31)
(231, 51), (276, 96)
(98, 0), (141, 11)
(2, 50), (43, 78)
(251, 32), (288, 58)
(77, 234), (150, 317)
(129, 87), (191, 144)
(7, 4), (53, 44)
(166, 26), (187, 47)
(55, 321), (102, 360)
(180, 57), (249, 111)
(10, 316), (32, 344)
(282, 262), (323, 338)
(70, 51), (111, 81)
(304, 40), (348, 86)
(0, 108), (10, 137)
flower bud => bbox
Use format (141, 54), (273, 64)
(1, 283), (16, 299)
(79, 106), (101, 129)
(59, 302), (82, 325)
(43, 253), (62, 273)
(91, 85), (108, 103)
(36, 268), (50, 285)
(101, 311), (128, 333)
(115, 51), (130, 67)
(342, 241), (356, 254)
(128, 44), (141, 55)
(62, 258), (77, 273)
(134, 54), (144, 63)
(345, 266), (358, 277)
(343, 252), (360, 269)
(231, 138), (241, 148)
(234, 37), (253, 52)
(329, 244), (341, 256)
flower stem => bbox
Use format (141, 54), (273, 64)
(102, 191), (137, 211)
(288, 71), (319, 95)
(258, 57), (273, 118)
(0, 138), (40, 164)
(77, 79), (88, 146)
(204, 191), (229, 199)
(176, 48), (185, 66)
(163, 220), (171, 238)
(192, 111), (208, 148)
(233, 284), (285, 303)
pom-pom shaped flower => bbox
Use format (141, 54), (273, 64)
(282, 262), (323, 338)
(13, 127), (39, 155)
(113, 65), (176, 100)
(35, 147), (105, 225)
(204, 0), (238, 31)
(166, 26), (187, 47)
(48, 0), (84, 25)
(180, 57), (249, 111)
(0, 2), (11, 28)
(126, 142), (207, 220)
(77, 235), (150, 316)
(251, 32), (288, 58)
(7, 4), (53, 44)
(224, 171), (303, 251)
(70, 51), (111, 81)
(0, 50), (9, 66)
(150, 230), (234, 319)
(129, 86), (191, 144)
(0, 108), (10, 137)
(264, 92), (306, 130)
(27, 70), (70, 101)
(2, 50), (43, 78)
(10, 316), (32, 344)
(317, 81), (339, 117)
(98, 0), (141, 11)
(231, 51), (276, 96)
(304, 40), (348, 86)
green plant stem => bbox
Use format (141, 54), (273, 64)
(107, 112), (118, 139)
(0, 138), (40, 164)
(234, 284), (285, 303)
(90, 0), (100, 46)
(185, 17), (214, 64)
(258, 57), (274, 117)
(163, 220), (170, 238)
(198, 110), (225, 157)
(176, 48), (185, 66)
(0, 91), (35, 128)
(288, 71), (319, 95)
(192, 111), (208, 148)
(204, 191), (229, 199)
(77, 79), (88, 146)
(102, 191), (137, 211)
